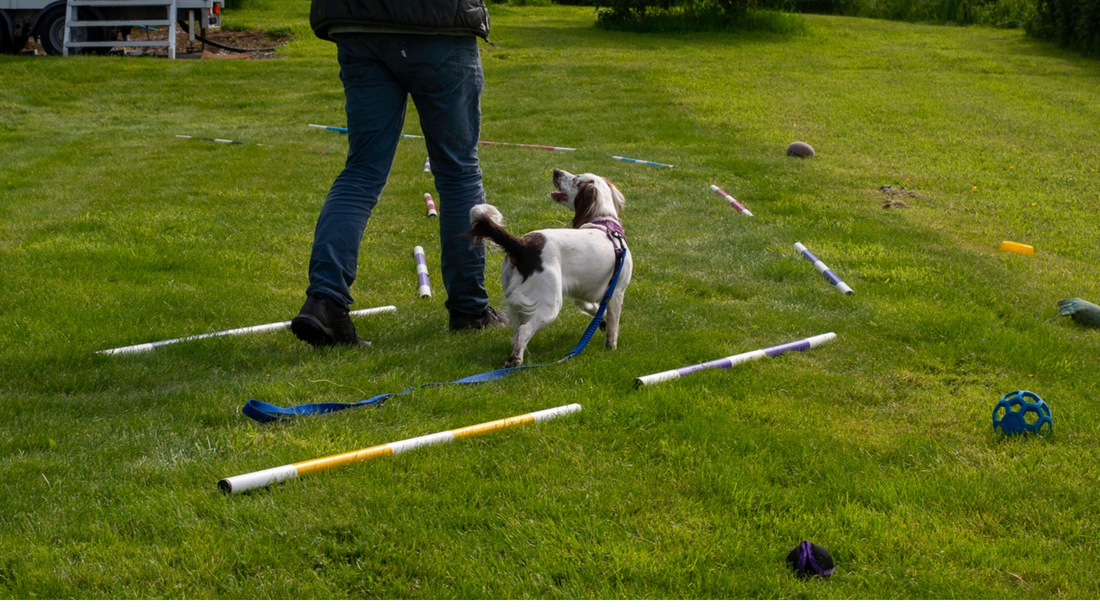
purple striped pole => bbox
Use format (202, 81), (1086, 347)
(710, 184), (753, 217)
(413, 246), (432, 299)
(424, 193), (438, 218)
(794, 243), (854, 295)
(633, 333), (836, 388)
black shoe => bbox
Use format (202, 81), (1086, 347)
(291, 293), (371, 347)
(449, 306), (509, 332)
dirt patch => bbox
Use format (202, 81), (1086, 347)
(878, 185), (921, 209)
(21, 27), (289, 59)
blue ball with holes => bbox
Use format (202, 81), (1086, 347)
(993, 390), (1053, 436)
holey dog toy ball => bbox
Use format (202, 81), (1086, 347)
(993, 390), (1053, 436)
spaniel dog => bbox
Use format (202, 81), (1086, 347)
(469, 169), (633, 367)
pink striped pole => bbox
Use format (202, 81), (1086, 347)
(424, 193), (438, 218)
(710, 185), (753, 217)
(479, 140), (576, 152)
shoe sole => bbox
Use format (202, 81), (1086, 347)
(291, 315), (337, 347)
(292, 314), (372, 348)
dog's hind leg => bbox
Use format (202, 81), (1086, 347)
(603, 291), (625, 350)
(505, 290), (562, 368)
(505, 314), (554, 368)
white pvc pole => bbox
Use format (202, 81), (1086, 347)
(710, 184), (753, 217)
(219, 403), (582, 494)
(414, 246), (432, 299)
(794, 243), (854, 295)
(98, 306), (397, 355)
(634, 333), (836, 388)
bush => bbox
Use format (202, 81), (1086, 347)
(757, 0), (1036, 27)
(594, 0), (804, 32)
(1027, 0), (1100, 56)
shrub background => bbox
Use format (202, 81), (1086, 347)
(1027, 0), (1100, 56)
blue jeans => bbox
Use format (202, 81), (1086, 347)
(307, 34), (488, 317)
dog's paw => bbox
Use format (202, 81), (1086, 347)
(504, 357), (522, 368)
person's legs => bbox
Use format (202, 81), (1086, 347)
(397, 35), (491, 320)
(295, 35), (407, 347)
(306, 35), (408, 308)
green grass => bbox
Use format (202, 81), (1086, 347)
(2, 2), (1100, 599)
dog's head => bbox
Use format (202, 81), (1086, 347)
(551, 169), (625, 229)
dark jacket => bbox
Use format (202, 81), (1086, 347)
(310, 0), (490, 41)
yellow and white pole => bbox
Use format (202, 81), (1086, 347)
(219, 403), (582, 494)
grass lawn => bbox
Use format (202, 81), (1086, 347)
(2, 1), (1100, 599)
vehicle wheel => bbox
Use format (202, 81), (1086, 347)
(37, 7), (102, 56)
(0, 17), (19, 54)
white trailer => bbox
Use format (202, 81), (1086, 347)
(0, 0), (222, 56)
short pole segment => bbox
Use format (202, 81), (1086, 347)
(218, 403), (582, 493)
(710, 184), (753, 216)
(414, 246), (432, 299)
(794, 243), (854, 295)
(176, 135), (262, 146)
(633, 333), (836, 388)
(424, 193), (438, 217)
(98, 306), (397, 355)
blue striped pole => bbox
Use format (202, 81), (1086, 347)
(309, 124), (422, 139)
(794, 243), (854, 295)
(612, 156), (674, 168)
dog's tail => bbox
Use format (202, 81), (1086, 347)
(468, 204), (526, 257)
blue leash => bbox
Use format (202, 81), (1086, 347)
(244, 234), (627, 423)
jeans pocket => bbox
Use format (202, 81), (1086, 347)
(400, 36), (463, 95)
(337, 38), (384, 85)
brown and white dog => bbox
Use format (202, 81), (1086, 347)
(469, 169), (633, 367)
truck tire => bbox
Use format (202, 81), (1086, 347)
(0, 13), (25, 54)
(37, 6), (103, 56)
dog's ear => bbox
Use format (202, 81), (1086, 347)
(572, 181), (597, 228)
(605, 178), (625, 216)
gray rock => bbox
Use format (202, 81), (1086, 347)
(787, 141), (815, 158)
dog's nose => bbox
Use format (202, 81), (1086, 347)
(553, 168), (565, 182)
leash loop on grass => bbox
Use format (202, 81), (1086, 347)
(243, 243), (628, 423)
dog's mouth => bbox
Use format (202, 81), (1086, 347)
(550, 191), (567, 203)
